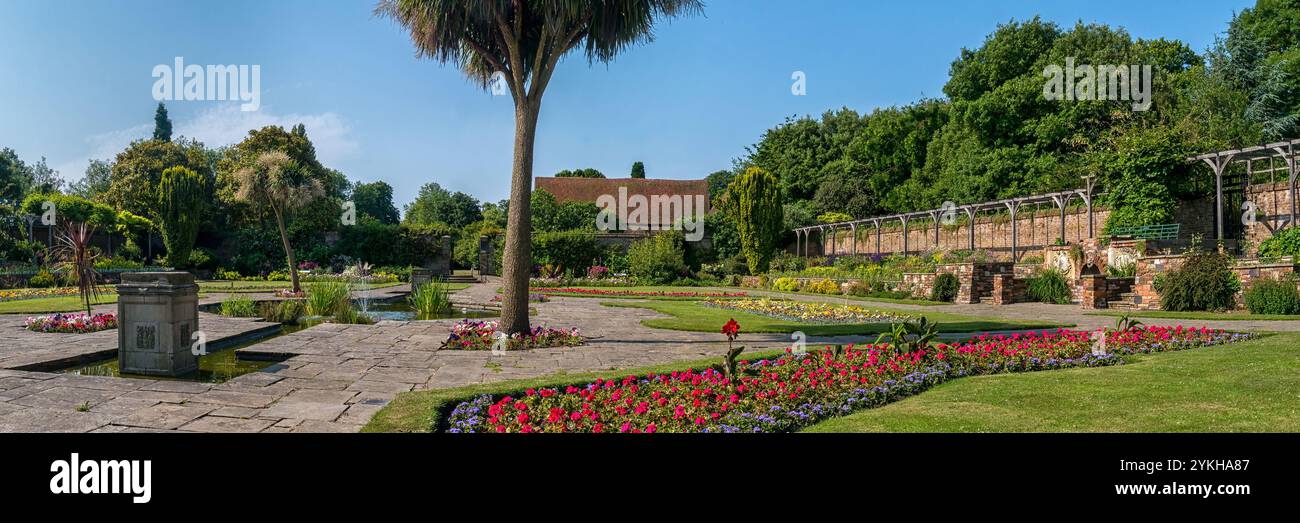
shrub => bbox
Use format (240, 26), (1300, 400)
(802, 278), (841, 295)
(214, 268), (242, 280)
(771, 277), (801, 292)
(188, 247), (216, 270)
(306, 281), (351, 316)
(220, 295), (259, 317)
(1026, 269), (1072, 304)
(28, 269), (56, 288)
(1243, 279), (1300, 315)
(627, 231), (687, 284)
(930, 273), (960, 302)
(532, 230), (600, 276)
(1258, 227), (1300, 260)
(1106, 261), (1136, 278)
(727, 166), (784, 274)
(408, 280), (453, 319)
(1158, 248), (1239, 312)
(157, 166), (205, 268)
(259, 300), (305, 324)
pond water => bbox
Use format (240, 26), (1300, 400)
(362, 300), (497, 322)
(61, 331), (287, 384)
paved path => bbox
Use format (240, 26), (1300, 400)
(2, 278), (1297, 433)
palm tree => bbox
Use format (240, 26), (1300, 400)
(53, 221), (101, 316)
(232, 151), (323, 293)
(377, 0), (703, 334)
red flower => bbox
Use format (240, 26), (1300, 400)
(722, 318), (740, 341)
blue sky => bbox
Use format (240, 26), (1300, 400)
(0, 0), (1253, 211)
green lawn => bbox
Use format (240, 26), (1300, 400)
(0, 294), (118, 314)
(527, 285), (752, 301)
(727, 286), (949, 306)
(197, 280), (408, 293)
(602, 299), (1066, 335)
(802, 332), (1300, 432)
(1086, 309), (1300, 321)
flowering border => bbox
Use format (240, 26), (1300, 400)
(444, 326), (1249, 433)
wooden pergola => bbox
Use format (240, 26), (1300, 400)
(1189, 138), (1300, 240)
(792, 181), (1098, 260)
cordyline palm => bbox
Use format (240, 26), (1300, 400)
(378, 0), (703, 334)
(53, 221), (102, 316)
(233, 151), (324, 293)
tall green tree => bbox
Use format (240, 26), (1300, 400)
(378, 0), (703, 334)
(352, 180), (400, 224)
(107, 138), (211, 219)
(231, 151), (324, 293)
(70, 159), (114, 199)
(403, 182), (481, 229)
(153, 102), (173, 142)
(727, 167), (783, 274)
(630, 161), (646, 178)
(157, 166), (205, 267)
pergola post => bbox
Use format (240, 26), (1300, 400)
(1004, 201), (1020, 260)
(1052, 194), (1069, 244)
(1081, 175), (1096, 238)
(930, 211), (941, 247)
(1270, 144), (1297, 228)
(850, 223), (857, 256)
(1202, 154), (1236, 241)
(901, 216), (910, 255)
(828, 226), (836, 256)
(964, 206), (977, 250)
(874, 219), (881, 254)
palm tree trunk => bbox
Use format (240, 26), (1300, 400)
(498, 104), (540, 334)
(273, 207), (301, 293)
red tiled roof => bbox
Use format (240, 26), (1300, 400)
(535, 177), (711, 209)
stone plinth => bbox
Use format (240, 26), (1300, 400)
(1080, 274), (1108, 309)
(116, 272), (199, 377)
(477, 235), (496, 277)
(991, 274), (1024, 305)
(410, 268), (432, 290)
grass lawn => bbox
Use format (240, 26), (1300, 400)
(0, 294), (119, 314)
(727, 286), (949, 306)
(363, 349), (787, 433)
(601, 299), (1066, 335)
(197, 280), (408, 293)
(802, 332), (1300, 432)
(527, 285), (751, 301)
(1086, 309), (1300, 321)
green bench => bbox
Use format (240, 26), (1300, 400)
(1107, 224), (1180, 240)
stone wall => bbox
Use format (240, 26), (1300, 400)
(816, 205), (1110, 262)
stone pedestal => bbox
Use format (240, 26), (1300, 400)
(1080, 274), (1108, 309)
(410, 268), (432, 290)
(477, 235), (496, 277)
(116, 272), (200, 376)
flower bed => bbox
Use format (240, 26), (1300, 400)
(24, 312), (118, 334)
(446, 326), (1248, 433)
(533, 287), (747, 298)
(1, 286), (112, 303)
(442, 319), (583, 351)
(703, 298), (910, 324)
